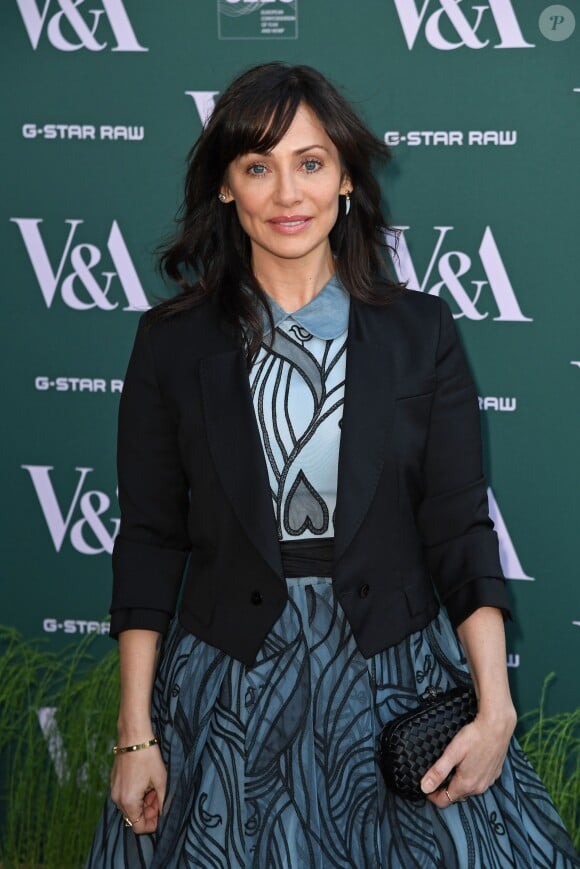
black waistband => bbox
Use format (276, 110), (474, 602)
(279, 538), (334, 578)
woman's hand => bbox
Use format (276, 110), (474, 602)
(420, 703), (516, 807)
(420, 605), (518, 808)
(112, 629), (166, 832)
(111, 743), (167, 833)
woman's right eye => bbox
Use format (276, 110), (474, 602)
(248, 163), (268, 176)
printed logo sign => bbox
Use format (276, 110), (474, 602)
(42, 618), (110, 635)
(185, 91), (220, 127)
(391, 0), (534, 50)
(34, 376), (123, 393)
(487, 488), (533, 581)
(384, 129), (517, 147)
(217, 0), (298, 40)
(22, 123), (144, 142)
(391, 225), (532, 321)
(16, 0), (147, 51)
(479, 396), (517, 412)
(22, 465), (119, 555)
(11, 218), (149, 311)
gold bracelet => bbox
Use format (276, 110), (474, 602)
(112, 736), (159, 755)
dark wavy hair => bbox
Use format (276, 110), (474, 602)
(157, 62), (403, 362)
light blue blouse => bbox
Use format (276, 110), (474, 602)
(249, 276), (349, 541)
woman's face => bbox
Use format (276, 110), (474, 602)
(220, 103), (351, 271)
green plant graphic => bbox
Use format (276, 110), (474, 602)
(0, 628), (578, 867)
(518, 674), (580, 854)
(0, 627), (118, 868)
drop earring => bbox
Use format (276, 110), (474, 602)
(345, 192), (351, 216)
(218, 193), (227, 202)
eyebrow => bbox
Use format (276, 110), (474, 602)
(292, 144), (330, 155)
(243, 144), (330, 158)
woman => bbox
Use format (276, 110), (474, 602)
(88, 63), (578, 867)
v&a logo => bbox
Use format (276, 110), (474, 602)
(391, 0), (534, 50)
(22, 465), (119, 555)
(16, 0), (147, 52)
(185, 91), (220, 127)
(487, 488), (533, 581)
(11, 218), (149, 311)
(391, 225), (532, 322)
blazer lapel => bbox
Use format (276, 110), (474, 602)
(200, 348), (284, 580)
(334, 299), (395, 562)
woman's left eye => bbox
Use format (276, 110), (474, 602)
(302, 159), (322, 172)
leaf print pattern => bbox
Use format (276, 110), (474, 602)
(88, 598), (580, 868)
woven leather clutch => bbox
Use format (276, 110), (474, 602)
(377, 685), (477, 801)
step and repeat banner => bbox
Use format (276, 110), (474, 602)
(2, 0), (578, 717)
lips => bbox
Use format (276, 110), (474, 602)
(268, 215), (313, 234)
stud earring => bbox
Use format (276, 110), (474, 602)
(218, 193), (227, 202)
(345, 192), (351, 216)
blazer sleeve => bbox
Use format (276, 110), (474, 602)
(416, 299), (511, 627)
(109, 315), (191, 638)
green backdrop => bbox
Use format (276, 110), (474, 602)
(2, 0), (579, 726)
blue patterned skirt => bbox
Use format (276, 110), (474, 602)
(88, 577), (578, 868)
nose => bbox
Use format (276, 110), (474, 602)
(274, 168), (302, 208)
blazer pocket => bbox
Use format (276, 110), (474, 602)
(395, 374), (436, 401)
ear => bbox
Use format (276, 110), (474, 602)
(219, 186), (234, 203)
(339, 175), (353, 197)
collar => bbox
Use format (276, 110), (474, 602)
(261, 274), (350, 339)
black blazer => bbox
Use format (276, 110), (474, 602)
(110, 287), (510, 666)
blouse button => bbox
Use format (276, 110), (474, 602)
(358, 583), (370, 599)
(251, 590), (263, 605)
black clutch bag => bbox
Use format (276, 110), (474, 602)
(377, 685), (477, 801)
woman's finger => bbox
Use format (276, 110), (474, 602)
(427, 777), (472, 809)
(422, 716), (511, 808)
(420, 732), (467, 795)
(119, 800), (160, 834)
(111, 748), (168, 832)
(153, 775), (166, 815)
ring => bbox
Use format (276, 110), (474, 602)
(444, 788), (468, 804)
(123, 813), (144, 828)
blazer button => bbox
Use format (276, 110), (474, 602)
(358, 583), (370, 599)
(251, 590), (263, 605)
